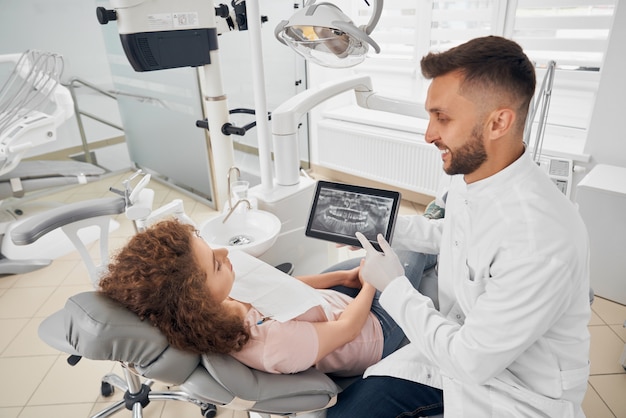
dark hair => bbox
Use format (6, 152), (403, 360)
(421, 36), (536, 131)
(98, 219), (249, 354)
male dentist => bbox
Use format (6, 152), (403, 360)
(327, 35), (591, 418)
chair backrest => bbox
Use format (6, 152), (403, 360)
(38, 291), (201, 385)
(38, 291), (342, 415)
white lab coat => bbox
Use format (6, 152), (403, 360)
(365, 151), (591, 417)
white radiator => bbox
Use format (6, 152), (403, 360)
(316, 118), (442, 196)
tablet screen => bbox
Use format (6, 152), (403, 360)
(305, 180), (401, 251)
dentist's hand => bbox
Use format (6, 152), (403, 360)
(355, 232), (405, 291)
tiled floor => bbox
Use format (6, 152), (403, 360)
(0, 171), (624, 418)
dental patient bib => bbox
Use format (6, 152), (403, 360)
(228, 251), (329, 322)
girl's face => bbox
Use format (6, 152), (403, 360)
(191, 234), (235, 303)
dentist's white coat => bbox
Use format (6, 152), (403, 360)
(365, 151), (591, 417)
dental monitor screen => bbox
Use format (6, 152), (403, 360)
(305, 181), (400, 251)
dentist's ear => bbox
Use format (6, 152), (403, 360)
(355, 232), (405, 291)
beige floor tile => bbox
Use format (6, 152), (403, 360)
(592, 297), (626, 325)
(0, 356), (57, 407)
(0, 318), (29, 355)
(2, 317), (59, 357)
(609, 324), (626, 343)
(398, 200), (422, 216)
(109, 216), (137, 238)
(589, 374), (626, 418)
(107, 235), (133, 254)
(11, 260), (77, 288)
(212, 406), (249, 417)
(17, 403), (94, 418)
(28, 356), (115, 405)
(160, 399), (204, 417)
(91, 400), (164, 418)
(28, 190), (76, 204)
(33, 284), (94, 319)
(582, 383), (617, 418)
(55, 246), (88, 263)
(0, 276), (19, 289)
(61, 262), (96, 286)
(64, 192), (113, 203)
(166, 193), (200, 213)
(0, 287), (54, 319)
(0, 407), (21, 418)
(589, 325), (626, 375)
(192, 206), (220, 225)
(589, 309), (605, 326)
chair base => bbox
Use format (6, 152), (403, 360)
(92, 370), (218, 418)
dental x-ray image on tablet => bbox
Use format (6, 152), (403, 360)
(305, 181), (401, 251)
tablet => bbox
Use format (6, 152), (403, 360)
(305, 180), (401, 251)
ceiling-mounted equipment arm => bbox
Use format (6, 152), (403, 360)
(359, 0), (382, 36)
(272, 74), (427, 186)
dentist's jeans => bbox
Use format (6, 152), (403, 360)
(322, 251), (445, 418)
(327, 376), (444, 418)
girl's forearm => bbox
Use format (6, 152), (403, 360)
(312, 283), (377, 361)
(294, 270), (352, 289)
(335, 284), (377, 340)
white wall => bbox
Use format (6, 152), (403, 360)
(0, 0), (113, 86)
(583, 0), (626, 168)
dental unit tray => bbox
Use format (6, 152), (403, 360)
(305, 180), (400, 251)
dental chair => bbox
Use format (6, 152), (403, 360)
(38, 290), (339, 418)
(26, 172), (446, 418)
(0, 50), (107, 274)
(13, 172), (339, 418)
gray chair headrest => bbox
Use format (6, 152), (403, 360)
(38, 291), (200, 385)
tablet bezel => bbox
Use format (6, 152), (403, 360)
(305, 180), (401, 251)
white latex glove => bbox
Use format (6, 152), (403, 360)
(355, 232), (405, 291)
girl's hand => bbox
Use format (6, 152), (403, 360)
(342, 265), (363, 288)
(358, 259), (375, 291)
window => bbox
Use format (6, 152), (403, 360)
(338, 0), (617, 156)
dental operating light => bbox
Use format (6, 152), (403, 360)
(275, 0), (382, 68)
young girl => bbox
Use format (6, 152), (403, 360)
(99, 219), (434, 377)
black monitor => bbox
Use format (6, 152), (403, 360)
(305, 180), (401, 251)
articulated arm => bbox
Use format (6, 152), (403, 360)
(10, 197), (125, 246)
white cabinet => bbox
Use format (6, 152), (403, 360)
(576, 164), (626, 305)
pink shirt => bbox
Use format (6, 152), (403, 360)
(230, 289), (383, 376)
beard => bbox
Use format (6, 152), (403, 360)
(444, 124), (488, 176)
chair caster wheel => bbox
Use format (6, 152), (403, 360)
(201, 403), (217, 418)
(101, 381), (114, 397)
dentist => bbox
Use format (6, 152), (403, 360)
(327, 36), (591, 418)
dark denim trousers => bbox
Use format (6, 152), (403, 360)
(327, 375), (444, 417)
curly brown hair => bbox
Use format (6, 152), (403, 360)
(98, 219), (249, 354)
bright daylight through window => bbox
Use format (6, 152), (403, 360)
(344, 0), (617, 158)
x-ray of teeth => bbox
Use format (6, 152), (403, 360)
(310, 188), (393, 241)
